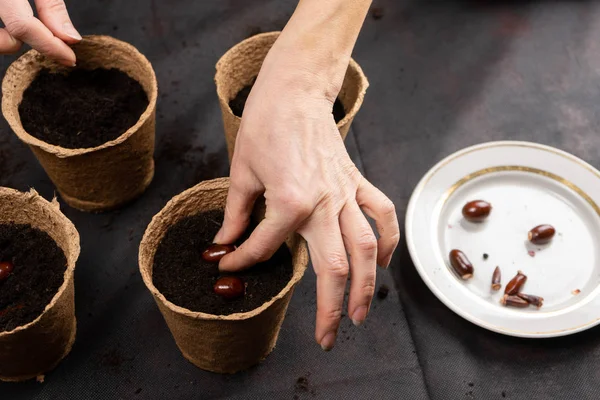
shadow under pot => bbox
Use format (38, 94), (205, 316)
(1, 35), (158, 212)
(0, 188), (80, 382)
(215, 31), (369, 163)
(139, 177), (309, 374)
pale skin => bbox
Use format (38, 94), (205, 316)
(0, 0), (400, 351)
(0, 0), (81, 65)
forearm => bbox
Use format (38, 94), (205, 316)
(260, 0), (372, 102)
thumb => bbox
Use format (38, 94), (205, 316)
(214, 176), (261, 244)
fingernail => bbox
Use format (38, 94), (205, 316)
(59, 59), (76, 68)
(213, 227), (224, 244)
(62, 22), (82, 41)
(320, 332), (336, 351)
(352, 306), (368, 327)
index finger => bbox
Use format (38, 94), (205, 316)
(0, 0), (75, 65)
(218, 214), (295, 272)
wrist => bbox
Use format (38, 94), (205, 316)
(258, 0), (371, 102)
(258, 43), (344, 104)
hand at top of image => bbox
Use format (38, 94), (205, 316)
(0, 0), (81, 65)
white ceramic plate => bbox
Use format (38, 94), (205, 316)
(405, 141), (600, 338)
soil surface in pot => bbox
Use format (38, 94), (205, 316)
(153, 210), (294, 315)
(229, 82), (346, 123)
(19, 68), (149, 149)
(0, 224), (68, 332)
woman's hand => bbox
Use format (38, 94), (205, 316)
(0, 0), (81, 65)
(216, 45), (400, 351)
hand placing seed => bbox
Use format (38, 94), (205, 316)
(449, 249), (474, 280)
(462, 200), (492, 223)
(505, 270), (527, 295)
(202, 244), (236, 263)
(213, 276), (245, 299)
(0, 261), (14, 282)
(491, 266), (501, 291)
(528, 225), (555, 245)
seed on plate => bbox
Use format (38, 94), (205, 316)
(202, 244), (236, 263)
(528, 225), (555, 245)
(0, 261), (14, 282)
(500, 294), (529, 308)
(483, 253), (489, 260)
(462, 200), (492, 222)
(572, 289), (581, 295)
(213, 276), (245, 299)
(449, 249), (474, 280)
(517, 293), (544, 308)
(504, 270), (527, 295)
(491, 266), (501, 291)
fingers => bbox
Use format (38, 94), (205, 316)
(0, 0), (76, 65)
(0, 28), (21, 54)
(356, 178), (400, 268)
(214, 174), (262, 245)
(301, 218), (349, 351)
(218, 214), (295, 272)
(219, 183), (313, 272)
(339, 202), (377, 327)
(35, 0), (82, 43)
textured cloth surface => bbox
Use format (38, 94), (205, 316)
(2, 0), (600, 399)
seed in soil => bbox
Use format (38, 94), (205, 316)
(461, 200), (492, 222)
(501, 295), (529, 308)
(19, 68), (149, 149)
(0, 261), (14, 281)
(517, 293), (544, 308)
(229, 81), (346, 123)
(377, 284), (389, 299)
(449, 249), (474, 279)
(0, 304), (23, 317)
(504, 271), (527, 295)
(202, 244), (236, 263)
(491, 266), (501, 291)
(213, 276), (245, 299)
(152, 210), (293, 315)
(0, 223), (67, 332)
(528, 225), (555, 245)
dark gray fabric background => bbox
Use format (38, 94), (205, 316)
(1, 0), (600, 399)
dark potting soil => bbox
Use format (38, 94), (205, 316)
(152, 210), (294, 315)
(0, 224), (68, 332)
(19, 68), (149, 149)
(229, 82), (347, 123)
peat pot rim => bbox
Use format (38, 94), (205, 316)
(139, 177), (308, 321)
(0, 188), (80, 337)
(1, 35), (158, 159)
(214, 31), (369, 129)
